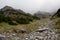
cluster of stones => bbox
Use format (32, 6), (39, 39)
(24, 27), (58, 40)
(0, 33), (20, 40)
(0, 20), (58, 40)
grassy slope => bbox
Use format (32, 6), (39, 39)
(52, 18), (60, 33)
(0, 18), (48, 34)
(51, 18), (60, 40)
(0, 18), (48, 39)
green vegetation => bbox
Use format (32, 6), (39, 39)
(52, 18), (60, 33)
(51, 18), (60, 40)
(51, 8), (60, 40)
(51, 9), (60, 19)
(0, 6), (40, 25)
(0, 6), (58, 39)
(0, 6), (41, 34)
(51, 8), (60, 33)
(0, 18), (47, 34)
(51, 8), (60, 31)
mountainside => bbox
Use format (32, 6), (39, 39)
(34, 11), (50, 18)
(0, 6), (39, 25)
(0, 6), (59, 40)
(51, 8), (60, 40)
(51, 9), (60, 18)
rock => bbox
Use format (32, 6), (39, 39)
(0, 20), (58, 40)
(24, 20), (58, 40)
(35, 28), (48, 32)
(0, 37), (4, 40)
(13, 28), (27, 33)
(0, 34), (5, 38)
(17, 28), (27, 33)
(24, 27), (57, 40)
(0, 34), (6, 40)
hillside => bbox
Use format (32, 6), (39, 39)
(34, 11), (50, 19)
(0, 6), (39, 25)
(0, 6), (59, 40)
(51, 8), (60, 40)
(51, 8), (60, 19)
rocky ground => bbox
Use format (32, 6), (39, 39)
(0, 19), (58, 40)
(23, 20), (58, 40)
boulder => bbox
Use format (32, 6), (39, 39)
(13, 28), (27, 33)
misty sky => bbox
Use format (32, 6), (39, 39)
(0, 0), (60, 13)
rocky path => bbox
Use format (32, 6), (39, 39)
(23, 19), (58, 40)
(0, 19), (58, 40)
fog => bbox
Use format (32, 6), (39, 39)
(0, 0), (60, 13)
